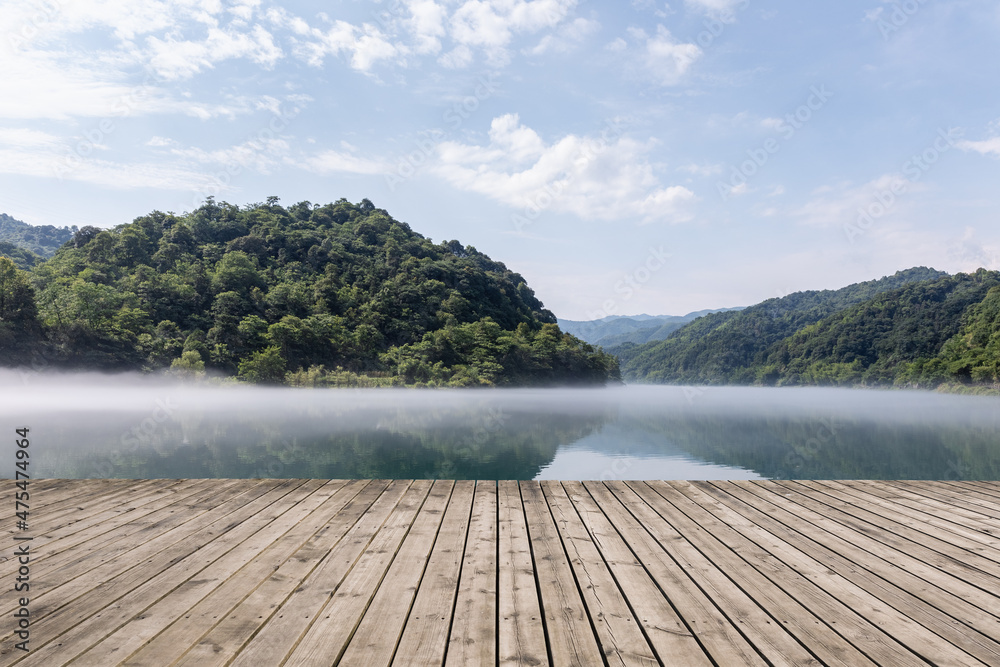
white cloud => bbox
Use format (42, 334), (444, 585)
(957, 137), (1000, 157)
(685, 0), (748, 18)
(605, 37), (627, 51)
(948, 227), (1000, 271)
(271, 12), (405, 71)
(0, 143), (218, 191)
(618, 25), (701, 86)
(677, 162), (723, 176)
(169, 136), (290, 174)
(265, 0), (581, 71)
(407, 0), (448, 54)
(955, 119), (1000, 157)
(432, 113), (695, 222)
(438, 44), (474, 68)
(528, 17), (599, 55)
(301, 150), (390, 176)
(228, 0), (262, 22)
(0, 1), (286, 120)
(726, 182), (751, 197)
(146, 24), (282, 80)
(0, 128), (62, 148)
(146, 136), (176, 147)
(446, 0), (579, 64)
(792, 174), (927, 231)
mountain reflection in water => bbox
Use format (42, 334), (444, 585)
(3, 373), (998, 480)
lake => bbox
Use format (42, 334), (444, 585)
(3, 372), (999, 480)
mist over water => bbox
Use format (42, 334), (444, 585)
(2, 370), (999, 480)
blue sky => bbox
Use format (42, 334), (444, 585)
(1, 0), (998, 319)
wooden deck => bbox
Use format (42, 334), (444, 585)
(2, 480), (1000, 666)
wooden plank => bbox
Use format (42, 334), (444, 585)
(392, 480), (475, 667)
(444, 480), (498, 667)
(956, 481), (1000, 502)
(0, 479), (260, 627)
(722, 481), (1000, 664)
(887, 480), (1000, 526)
(228, 480), (413, 667)
(849, 480), (1000, 537)
(168, 480), (389, 667)
(542, 481), (658, 667)
(617, 481), (852, 667)
(519, 481), (609, 667)
(0, 479), (146, 532)
(810, 481), (1000, 577)
(338, 480), (454, 666)
(7, 480), (315, 667)
(283, 480), (435, 666)
(0, 479), (140, 528)
(672, 481), (990, 667)
(0, 479), (188, 552)
(72, 480), (355, 666)
(902, 480), (1000, 517)
(566, 482), (712, 667)
(0, 479), (227, 587)
(1, 479), (998, 665)
(656, 482), (928, 665)
(586, 482), (767, 665)
(495, 480), (547, 667)
(790, 481), (1000, 573)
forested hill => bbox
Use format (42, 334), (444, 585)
(0, 198), (618, 386)
(618, 266), (976, 386)
(0, 213), (76, 258)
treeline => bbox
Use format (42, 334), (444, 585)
(618, 267), (1000, 391)
(0, 198), (618, 387)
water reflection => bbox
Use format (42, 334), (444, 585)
(3, 374), (999, 480)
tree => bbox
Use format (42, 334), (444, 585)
(0, 257), (39, 326)
(237, 345), (287, 384)
(170, 349), (205, 376)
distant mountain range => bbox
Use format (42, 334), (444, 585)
(613, 266), (1000, 392)
(558, 308), (744, 348)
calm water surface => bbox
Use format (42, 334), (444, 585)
(4, 373), (999, 480)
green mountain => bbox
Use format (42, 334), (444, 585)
(620, 267), (951, 385)
(0, 213), (76, 258)
(558, 308), (742, 348)
(0, 198), (618, 386)
(757, 270), (1000, 387)
(0, 241), (43, 271)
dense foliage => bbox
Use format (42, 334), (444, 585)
(0, 241), (43, 270)
(618, 267), (1000, 391)
(0, 199), (618, 386)
(759, 270), (1000, 387)
(0, 213), (76, 258)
